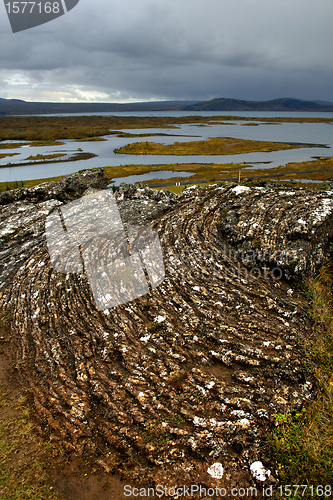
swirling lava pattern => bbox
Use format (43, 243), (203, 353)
(2, 179), (333, 485)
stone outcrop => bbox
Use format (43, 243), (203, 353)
(0, 169), (108, 291)
(1, 176), (333, 487)
(0, 168), (109, 206)
(220, 184), (333, 279)
(114, 181), (177, 225)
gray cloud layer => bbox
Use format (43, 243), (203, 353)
(1, 0), (332, 102)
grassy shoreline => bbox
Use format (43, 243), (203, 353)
(1, 156), (333, 192)
(0, 152), (97, 171)
(1, 115), (333, 143)
(113, 136), (312, 156)
(0, 112), (332, 192)
(1, 114), (331, 190)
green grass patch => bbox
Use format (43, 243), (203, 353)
(0, 140), (65, 150)
(0, 180), (25, 191)
(249, 156), (333, 188)
(0, 384), (64, 499)
(269, 179), (328, 190)
(0, 142), (28, 149)
(114, 137), (303, 156)
(0, 310), (64, 499)
(0, 152), (19, 159)
(0, 310), (12, 327)
(0, 176), (63, 192)
(267, 156), (333, 179)
(1, 155), (333, 195)
(269, 265), (333, 487)
(26, 153), (67, 161)
(0, 388), (59, 499)
(104, 162), (250, 183)
(29, 141), (65, 147)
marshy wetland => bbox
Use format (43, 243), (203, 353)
(0, 112), (333, 191)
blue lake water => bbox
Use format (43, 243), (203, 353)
(1, 111), (332, 183)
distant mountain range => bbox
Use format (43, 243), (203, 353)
(0, 97), (333, 115)
(182, 97), (333, 112)
(0, 99), (199, 115)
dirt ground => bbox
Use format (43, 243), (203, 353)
(49, 463), (128, 500)
(0, 324), (129, 500)
(0, 323), (266, 500)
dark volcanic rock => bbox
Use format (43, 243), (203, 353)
(115, 182), (177, 225)
(218, 184), (333, 279)
(1, 178), (333, 486)
(0, 169), (109, 290)
(0, 178), (176, 291)
(0, 168), (109, 205)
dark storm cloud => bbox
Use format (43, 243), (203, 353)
(0, 0), (332, 102)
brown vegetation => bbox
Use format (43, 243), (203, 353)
(0, 115), (332, 143)
(114, 137), (306, 156)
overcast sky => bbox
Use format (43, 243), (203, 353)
(0, 0), (332, 103)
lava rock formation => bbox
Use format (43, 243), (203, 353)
(1, 170), (333, 487)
